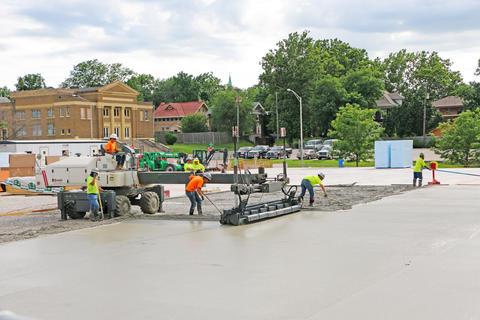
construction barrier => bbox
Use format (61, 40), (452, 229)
(227, 158), (273, 170)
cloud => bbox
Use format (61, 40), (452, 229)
(0, 0), (479, 89)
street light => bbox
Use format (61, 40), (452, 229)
(286, 88), (304, 166)
(422, 91), (430, 140)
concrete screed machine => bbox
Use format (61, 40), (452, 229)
(39, 145), (302, 225)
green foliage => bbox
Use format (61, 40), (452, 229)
(0, 86), (10, 97)
(412, 136), (436, 148)
(15, 74), (46, 90)
(210, 89), (254, 134)
(381, 50), (463, 136)
(329, 104), (384, 167)
(127, 74), (157, 102)
(153, 72), (222, 105)
(61, 59), (135, 88)
(180, 113), (208, 133)
(435, 110), (480, 166)
(164, 132), (178, 145)
(458, 81), (480, 111)
(259, 31), (384, 140)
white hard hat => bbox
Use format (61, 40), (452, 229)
(202, 172), (212, 181)
(109, 133), (118, 139)
(318, 172), (325, 180)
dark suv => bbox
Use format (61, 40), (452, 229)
(246, 145), (270, 159)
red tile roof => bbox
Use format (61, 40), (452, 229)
(154, 101), (207, 118)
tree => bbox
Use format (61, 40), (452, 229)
(180, 113), (208, 133)
(164, 132), (177, 145)
(381, 50), (463, 136)
(329, 104), (384, 166)
(153, 72), (200, 104)
(194, 72), (222, 102)
(435, 110), (480, 166)
(210, 89), (253, 134)
(0, 86), (10, 97)
(61, 59), (135, 88)
(15, 74), (46, 90)
(458, 82), (480, 111)
(127, 74), (157, 102)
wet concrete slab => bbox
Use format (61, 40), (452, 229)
(1, 185), (480, 319)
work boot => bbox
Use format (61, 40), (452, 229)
(309, 199), (314, 207)
(413, 179), (416, 187)
(298, 196), (304, 202)
(197, 205), (203, 215)
(418, 179), (423, 187)
(89, 209), (99, 221)
(189, 209), (194, 216)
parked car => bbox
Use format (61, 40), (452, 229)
(236, 146), (253, 158)
(296, 146), (317, 160)
(305, 139), (323, 151)
(316, 145), (333, 159)
(246, 145), (270, 159)
(266, 146), (290, 159)
(323, 139), (338, 147)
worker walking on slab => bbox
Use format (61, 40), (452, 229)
(87, 169), (103, 221)
(299, 173), (327, 206)
(413, 153), (430, 187)
(105, 133), (126, 170)
(185, 172), (212, 215)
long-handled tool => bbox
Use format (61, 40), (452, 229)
(202, 193), (223, 215)
(97, 190), (104, 220)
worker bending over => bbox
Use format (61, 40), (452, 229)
(413, 153), (430, 187)
(86, 169), (103, 221)
(185, 172), (212, 215)
(299, 173), (327, 206)
(105, 133), (125, 170)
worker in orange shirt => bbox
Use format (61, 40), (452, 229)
(105, 133), (125, 170)
(185, 172), (212, 215)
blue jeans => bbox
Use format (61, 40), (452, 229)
(300, 179), (314, 202)
(186, 191), (202, 214)
(115, 154), (126, 167)
(88, 194), (99, 212)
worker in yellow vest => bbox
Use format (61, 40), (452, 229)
(299, 173), (327, 206)
(86, 169), (103, 221)
(413, 153), (430, 187)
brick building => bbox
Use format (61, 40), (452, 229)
(154, 101), (208, 132)
(0, 81), (154, 141)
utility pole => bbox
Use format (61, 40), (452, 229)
(287, 89), (304, 167)
(235, 96), (241, 147)
(275, 92), (279, 139)
(423, 91), (429, 140)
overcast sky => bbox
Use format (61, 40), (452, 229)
(1, 0), (480, 89)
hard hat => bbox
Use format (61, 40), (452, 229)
(91, 168), (99, 176)
(193, 158), (200, 163)
(186, 156), (193, 161)
(109, 133), (118, 140)
(202, 172), (212, 181)
(318, 172), (325, 180)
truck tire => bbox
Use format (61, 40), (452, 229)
(114, 195), (131, 217)
(65, 200), (86, 219)
(165, 164), (175, 172)
(139, 191), (160, 214)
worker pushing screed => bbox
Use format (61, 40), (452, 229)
(299, 173), (328, 206)
(413, 153), (430, 187)
(185, 172), (212, 215)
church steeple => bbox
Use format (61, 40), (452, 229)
(227, 73), (232, 89)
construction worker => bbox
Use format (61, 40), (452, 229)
(185, 172), (212, 215)
(105, 133), (125, 170)
(413, 153), (430, 187)
(86, 169), (103, 221)
(183, 157), (194, 172)
(190, 158), (205, 173)
(299, 173), (327, 206)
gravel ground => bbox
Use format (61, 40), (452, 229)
(0, 185), (413, 244)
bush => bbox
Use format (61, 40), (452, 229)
(180, 113), (208, 133)
(413, 136), (436, 148)
(164, 132), (177, 145)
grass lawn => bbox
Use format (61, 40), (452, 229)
(168, 140), (253, 154)
(272, 159), (375, 168)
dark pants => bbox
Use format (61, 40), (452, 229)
(186, 191), (202, 214)
(116, 154), (126, 167)
(413, 171), (423, 186)
(300, 179), (315, 202)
